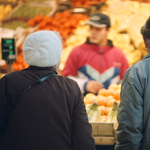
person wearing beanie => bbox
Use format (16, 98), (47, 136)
(62, 12), (129, 95)
(115, 17), (150, 150)
(0, 31), (95, 150)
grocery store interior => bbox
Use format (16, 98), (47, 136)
(0, 0), (149, 149)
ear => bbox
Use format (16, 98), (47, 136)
(143, 37), (148, 48)
(106, 28), (110, 35)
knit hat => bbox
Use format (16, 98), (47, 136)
(22, 31), (62, 67)
(141, 16), (150, 39)
(84, 12), (111, 28)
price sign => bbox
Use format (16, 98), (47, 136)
(1, 38), (17, 61)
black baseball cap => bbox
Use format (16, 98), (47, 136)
(84, 12), (111, 28)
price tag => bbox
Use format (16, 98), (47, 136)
(1, 38), (17, 61)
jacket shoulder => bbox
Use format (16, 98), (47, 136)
(111, 46), (125, 55)
(123, 59), (146, 88)
(0, 70), (21, 81)
(59, 75), (78, 86)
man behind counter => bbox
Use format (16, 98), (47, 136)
(62, 12), (129, 95)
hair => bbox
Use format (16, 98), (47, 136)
(141, 17), (150, 48)
(145, 38), (150, 47)
(141, 17), (150, 37)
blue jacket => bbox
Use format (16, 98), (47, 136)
(115, 52), (150, 150)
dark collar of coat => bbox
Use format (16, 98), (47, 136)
(85, 37), (114, 47)
(26, 65), (57, 74)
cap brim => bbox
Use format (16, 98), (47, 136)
(84, 21), (106, 28)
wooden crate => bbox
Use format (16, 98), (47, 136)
(91, 122), (114, 136)
(91, 122), (118, 145)
(94, 136), (115, 145)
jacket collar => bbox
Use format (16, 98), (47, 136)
(86, 37), (113, 47)
(144, 52), (150, 60)
(25, 65), (57, 74)
(84, 38), (113, 54)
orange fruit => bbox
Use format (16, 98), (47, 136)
(106, 95), (114, 102)
(98, 106), (106, 115)
(107, 99), (116, 107)
(84, 98), (89, 105)
(108, 84), (121, 91)
(98, 88), (107, 96)
(107, 89), (115, 97)
(84, 93), (96, 104)
(106, 107), (112, 116)
(96, 95), (107, 106)
(113, 90), (120, 100)
(117, 100), (120, 106)
(108, 84), (118, 90)
(99, 115), (107, 122)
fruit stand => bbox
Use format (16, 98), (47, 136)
(84, 84), (120, 149)
(0, 0), (150, 149)
(0, 0), (149, 73)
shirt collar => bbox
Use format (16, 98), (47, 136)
(25, 65), (57, 74)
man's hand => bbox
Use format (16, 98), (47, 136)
(86, 80), (103, 94)
(0, 60), (6, 67)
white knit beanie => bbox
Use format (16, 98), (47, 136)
(22, 31), (62, 67)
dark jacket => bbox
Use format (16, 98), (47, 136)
(0, 66), (95, 150)
(115, 52), (150, 150)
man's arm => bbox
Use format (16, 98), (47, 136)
(62, 49), (103, 94)
(62, 49), (90, 93)
(115, 71), (143, 150)
(71, 83), (95, 150)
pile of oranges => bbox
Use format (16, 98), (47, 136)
(71, 0), (106, 7)
(27, 10), (88, 47)
(84, 84), (121, 122)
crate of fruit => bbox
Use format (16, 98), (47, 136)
(84, 84), (120, 145)
(70, 0), (106, 7)
(0, 1), (56, 30)
(91, 122), (117, 145)
(24, 0), (55, 2)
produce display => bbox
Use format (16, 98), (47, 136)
(71, 0), (106, 7)
(27, 10), (88, 46)
(1, 0), (149, 74)
(0, 0), (17, 1)
(1, 4), (52, 29)
(0, 4), (13, 22)
(84, 84), (121, 123)
(60, 0), (149, 72)
(26, 0), (51, 1)
(4, 10), (88, 72)
(86, 101), (118, 123)
(30, 0), (56, 1)
(101, 0), (149, 66)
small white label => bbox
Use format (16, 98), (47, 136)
(8, 55), (16, 59)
